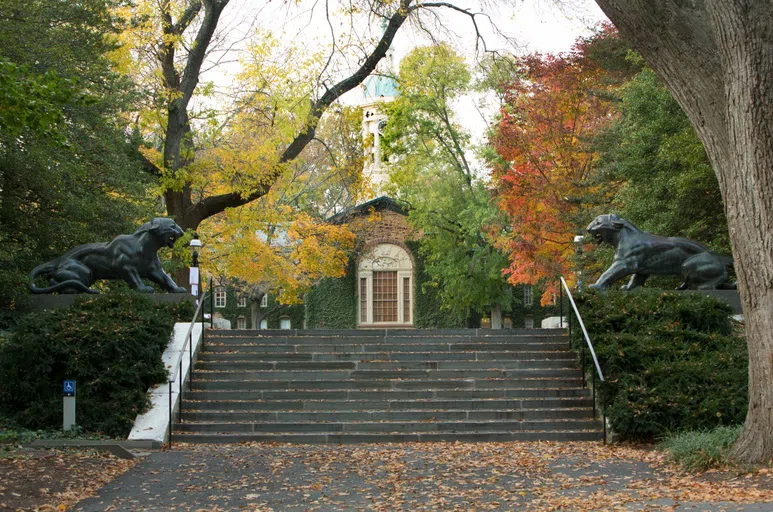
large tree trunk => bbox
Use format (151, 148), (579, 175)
(594, 0), (773, 463)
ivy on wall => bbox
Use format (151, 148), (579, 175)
(407, 240), (467, 328)
(208, 249), (561, 330)
(305, 258), (357, 329)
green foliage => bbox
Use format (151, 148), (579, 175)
(0, 0), (154, 313)
(0, 293), (191, 437)
(407, 241), (468, 329)
(660, 425), (743, 472)
(592, 67), (729, 252)
(383, 45), (511, 322)
(574, 289), (747, 441)
(305, 258), (357, 329)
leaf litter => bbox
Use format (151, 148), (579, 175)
(65, 441), (773, 511)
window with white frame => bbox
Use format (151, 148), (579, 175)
(237, 296), (247, 308)
(260, 294), (268, 307)
(214, 286), (226, 308)
(524, 315), (534, 329)
(279, 316), (291, 330)
(523, 286), (533, 307)
(357, 243), (413, 326)
(237, 316), (246, 329)
(260, 319), (267, 329)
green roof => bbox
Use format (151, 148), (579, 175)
(364, 74), (398, 100)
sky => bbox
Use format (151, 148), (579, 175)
(372, 0), (610, 172)
(196, 0), (609, 163)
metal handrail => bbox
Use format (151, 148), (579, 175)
(559, 276), (607, 443)
(560, 277), (604, 381)
(168, 282), (209, 448)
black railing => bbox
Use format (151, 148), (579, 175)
(167, 277), (211, 448)
(559, 276), (607, 443)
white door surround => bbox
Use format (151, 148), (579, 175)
(357, 243), (413, 327)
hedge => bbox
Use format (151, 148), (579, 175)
(573, 289), (747, 441)
(0, 292), (193, 437)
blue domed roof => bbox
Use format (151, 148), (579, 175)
(364, 74), (398, 100)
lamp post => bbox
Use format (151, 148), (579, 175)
(574, 234), (584, 291)
(189, 233), (201, 303)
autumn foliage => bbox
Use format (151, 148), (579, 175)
(490, 27), (634, 302)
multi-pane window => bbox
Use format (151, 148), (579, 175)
(373, 271), (397, 322)
(214, 286), (226, 308)
(403, 277), (411, 323)
(237, 317), (246, 329)
(360, 278), (368, 323)
(523, 286), (533, 307)
(260, 294), (268, 307)
(237, 296), (247, 308)
(280, 317), (291, 330)
(525, 316), (534, 329)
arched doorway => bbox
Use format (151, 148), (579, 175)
(357, 243), (413, 327)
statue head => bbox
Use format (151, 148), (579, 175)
(587, 214), (637, 247)
(135, 217), (185, 249)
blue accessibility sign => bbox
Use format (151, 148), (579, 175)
(63, 380), (76, 397)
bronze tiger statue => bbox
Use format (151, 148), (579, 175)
(29, 217), (187, 294)
(586, 214), (736, 291)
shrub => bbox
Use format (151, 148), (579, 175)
(661, 425), (743, 472)
(574, 289), (747, 441)
(0, 292), (193, 437)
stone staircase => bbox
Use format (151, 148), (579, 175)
(174, 329), (603, 443)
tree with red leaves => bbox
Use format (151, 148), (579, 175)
(489, 26), (636, 302)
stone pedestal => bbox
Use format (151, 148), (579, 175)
(676, 289), (742, 314)
(22, 293), (194, 313)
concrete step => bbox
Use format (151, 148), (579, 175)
(198, 349), (574, 360)
(173, 418), (601, 434)
(184, 388), (590, 402)
(194, 360), (578, 371)
(191, 368), (582, 381)
(180, 408), (595, 423)
(191, 377), (586, 391)
(184, 397), (594, 411)
(171, 430), (602, 444)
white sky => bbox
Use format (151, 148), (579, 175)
(376, 0), (610, 173)
(196, 0), (608, 159)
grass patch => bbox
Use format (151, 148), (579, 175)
(660, 425), (743, 472)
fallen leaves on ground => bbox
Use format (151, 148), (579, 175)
(0, 447), (136, 511)
(79, 441), (773, 512)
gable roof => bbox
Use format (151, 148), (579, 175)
(326, 196), (409, 225)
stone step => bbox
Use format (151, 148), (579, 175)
(184, 388), (590, 402)
(191, 377), (585, 391)
(184, 397), (594, 411)
(171, 430), (602, 444)
(194, 360), (578, 371)
(173, 418), (601, 434)
(191, 368), (582, 381)
(180, 408), (594, 423)
(184, 387), (591, 402)
(207, 328), (562, 338)
(205, 339), (570, 350)
(198, 349), (573, 360)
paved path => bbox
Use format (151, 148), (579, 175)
(74, 442), (773, 511)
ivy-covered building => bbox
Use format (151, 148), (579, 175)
(202, 282), (304, 330)
(302, 196), (560, 329)
(203, 49), (558, 331)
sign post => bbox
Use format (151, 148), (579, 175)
(63, 380), (76, 431)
